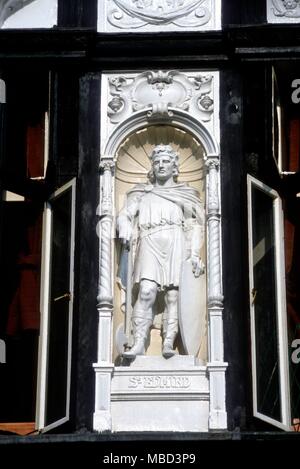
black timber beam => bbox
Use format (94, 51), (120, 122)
(91, 31), (228, 68)
(227, 24), (300, 59)
(0, 25), (300, 67)
(0, 29), (93, 65)
(0, 29), (227, 67)
(222, 0), (267, 27)
(58, 0), (97, 28)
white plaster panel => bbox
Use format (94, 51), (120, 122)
(1, 0), (57, 29)
(209, 310), (224, 362)
(94, 411), (112, 432)
(98, 0), (221, 33)
(207, 366), (227, 429)
(94, 69), (226, 432)
(111, 400), (209, 432)
(99, 315), (112, 362)
(98, 375), (111, 411)
(267, 0), (300, 23)
(101, 70), (220, 157)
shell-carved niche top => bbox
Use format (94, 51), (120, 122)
(116, 126), (205, 187)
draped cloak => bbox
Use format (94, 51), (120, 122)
(117, 183), (204, 291)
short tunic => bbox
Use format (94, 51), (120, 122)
(132, 192), (184, 289)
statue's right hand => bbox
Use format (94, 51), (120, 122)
(119, 238), (130, 250)
(117, 216), (132, 245)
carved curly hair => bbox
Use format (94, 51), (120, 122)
(148, 144), (179, 183)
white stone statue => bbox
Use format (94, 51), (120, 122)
(117, 144), (205, 359)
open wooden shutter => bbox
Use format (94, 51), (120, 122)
(36, 178), (76, 432)
(247, 175), (291, 430)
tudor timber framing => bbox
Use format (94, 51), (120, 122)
(0, 26), (300, 66)
(1, 2), (300, 438)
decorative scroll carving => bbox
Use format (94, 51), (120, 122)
(107, 0), (211, 29)
(108, 70), (214, 125)
(270, 0), (300, 17)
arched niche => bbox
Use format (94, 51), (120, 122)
(112, 124), (208, 364)
(95, 72), (227, 433)
(104, 109), (219, 158)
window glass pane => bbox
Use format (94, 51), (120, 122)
(0, 203), (42, 423)
(285, 201), (300, 426)
(45, 189), (71, 426)
(252, 186), (281, 421)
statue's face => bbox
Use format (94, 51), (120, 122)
(152, 153), (174, 182)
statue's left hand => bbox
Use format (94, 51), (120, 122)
(191, 256), (205, 277)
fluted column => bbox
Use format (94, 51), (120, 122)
(93, 157), (115, 432)
(206, 155), (227, 430)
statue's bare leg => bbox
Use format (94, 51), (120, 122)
(123, 279), (157, 358)
(162, 288), (178, 358)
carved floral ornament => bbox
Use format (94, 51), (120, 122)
(271, 0), (300, 17)
(107, 70), (214, 124)
(104, 0), (212, 30)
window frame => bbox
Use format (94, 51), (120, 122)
(36, 178), (76, 433)
(271, 67), (284, 174)
(247, 174), (291, 430)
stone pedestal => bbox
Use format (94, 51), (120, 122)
(110, 356), (209, 432)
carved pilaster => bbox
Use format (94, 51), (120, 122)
(97, 159), (115, 307)
(94, 157), (115, 432)
(205, 154), (227, 430)
(207, 363), (227, 430)
(206, 156), (223, 307)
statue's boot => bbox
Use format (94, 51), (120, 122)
(123, 315), (152, 359)
(162, 318), (178, 359)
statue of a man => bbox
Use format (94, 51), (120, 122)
(117, 144), (205, 359)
